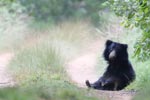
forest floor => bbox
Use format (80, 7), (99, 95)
(66, 39), (136, 100)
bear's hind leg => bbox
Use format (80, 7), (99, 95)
(85, 80), (103, 90)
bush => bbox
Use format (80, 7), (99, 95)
(109, 0), (150, 61)
(19, 0), (106, 25)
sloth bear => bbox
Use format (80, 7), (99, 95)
(85, 40), (135, 91)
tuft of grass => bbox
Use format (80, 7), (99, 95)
(10, 41), (65, 85)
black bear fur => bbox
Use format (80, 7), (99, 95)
(85, 40), (135, 91)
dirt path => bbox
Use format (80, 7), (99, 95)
(0, 53), (14, 87)
(67, 40), (104, 87)
(66, 39), (135, 100)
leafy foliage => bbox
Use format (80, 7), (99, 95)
(109, 0), (150, 61)
(18, 0), (106, 25)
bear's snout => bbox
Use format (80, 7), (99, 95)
(109, 50), (116, 60)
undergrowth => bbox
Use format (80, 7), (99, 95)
(7, 21), (101, 100)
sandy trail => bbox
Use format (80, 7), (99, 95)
(67, 40), (104, 87)
(66, 39), (135, 100)
(0, 53), (14, 87)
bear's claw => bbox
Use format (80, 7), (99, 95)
(85, 80), (91, 88)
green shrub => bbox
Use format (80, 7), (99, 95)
(109, 0), (150, 61)
(19, 0), (106, 25)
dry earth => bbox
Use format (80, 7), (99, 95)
(0, 53), (14, 87)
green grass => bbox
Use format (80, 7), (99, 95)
(0, 85), (97, 100)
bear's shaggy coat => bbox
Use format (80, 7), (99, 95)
(86, 40), (135, 91)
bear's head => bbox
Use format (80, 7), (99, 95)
(103, 40), (128, 62)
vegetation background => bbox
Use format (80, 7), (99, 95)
(0, 0), (150, 100)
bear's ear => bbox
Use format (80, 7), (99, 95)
(106, 40), (113, 46)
